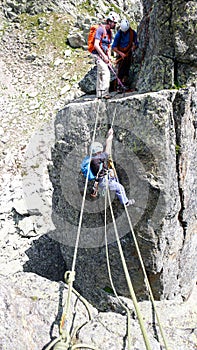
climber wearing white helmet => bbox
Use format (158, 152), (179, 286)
(90, 142), (104, 154)
(107, 11), (120, 23)
(120, 18), (130, 32)
(92, 11), (120, 99)
(89, 128), (135, 207)
(112, 18), (138, 91)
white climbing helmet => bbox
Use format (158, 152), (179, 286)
(120, 19), (130, 32)
(90, 142), (103, 154)
(107, 11), (120, 23)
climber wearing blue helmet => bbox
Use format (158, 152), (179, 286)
(112, 19), (138, 90)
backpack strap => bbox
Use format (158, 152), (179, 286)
(99, 24), (112, 54)
(90, 161), (103, 198)
(95, 161), (103, 180)
(100, 24), (107, 37)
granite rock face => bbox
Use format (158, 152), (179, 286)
(50, 87), (197, 303)
(136, 0), (197, 92)
(1, 272), (196, 350)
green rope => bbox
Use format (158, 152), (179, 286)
(72, 344), (100, 350)
(107, 188), (152, 350)
(124, 205), (171, 350)
(104, 175), (132, 350)
(106, 165), (170, 350)
(45, 336), (62, 350)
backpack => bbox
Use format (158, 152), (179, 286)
(81, 155), (103, 181)
(81, 155), (95, 181)
(87, 24), (107, 53)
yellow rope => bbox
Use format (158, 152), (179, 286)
(48, 101), (103, 350)
(106, 161), (170, 349)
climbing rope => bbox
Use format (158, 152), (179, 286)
(46, 101), (102, 350)
(104, 183), (171, 350)
(104, 176), (132, 350)
(46, 98), (170, 350)
(124, 204), (170, 350)
(106, 186), (152, 350)
(105, 107), (170, 350)
(104, 107), (151, 350)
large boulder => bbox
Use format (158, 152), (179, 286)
(49, 87), (197, 304)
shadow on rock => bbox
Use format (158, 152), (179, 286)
(23, 232), (66, 282)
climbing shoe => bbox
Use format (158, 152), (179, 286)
(102, 94), (111, 100)
(125, 199), (135, 207)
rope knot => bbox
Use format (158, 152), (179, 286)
(64, 271), (75, 284)
(53, 338), (69, 350)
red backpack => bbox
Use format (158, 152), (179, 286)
(88, 24), (109, 53)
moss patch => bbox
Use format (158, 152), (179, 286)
(19, 12), (74, 56)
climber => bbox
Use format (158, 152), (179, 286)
(89, 128), (135, 207)
(112, 18), (138, 90)
(90, 11), (120, 99)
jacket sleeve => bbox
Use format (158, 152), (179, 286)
(112, 30), (121, 49)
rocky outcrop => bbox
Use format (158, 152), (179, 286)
(2, 0), (59, 18)
(2, 0), (143, 20)
(50, 87), (197, 303)
(0, 272), (196, 350)
(136, 0), (197, 92)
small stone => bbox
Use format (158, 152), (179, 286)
(64, 49), (72, 57)
(12, 198), (29, 216)
(28, 91), (38, 98)
(60, 85), (71, 95)
(54, 58), (64, 66)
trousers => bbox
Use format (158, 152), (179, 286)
(99, 177), (128, 205)
(96, 57), (110, 98)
